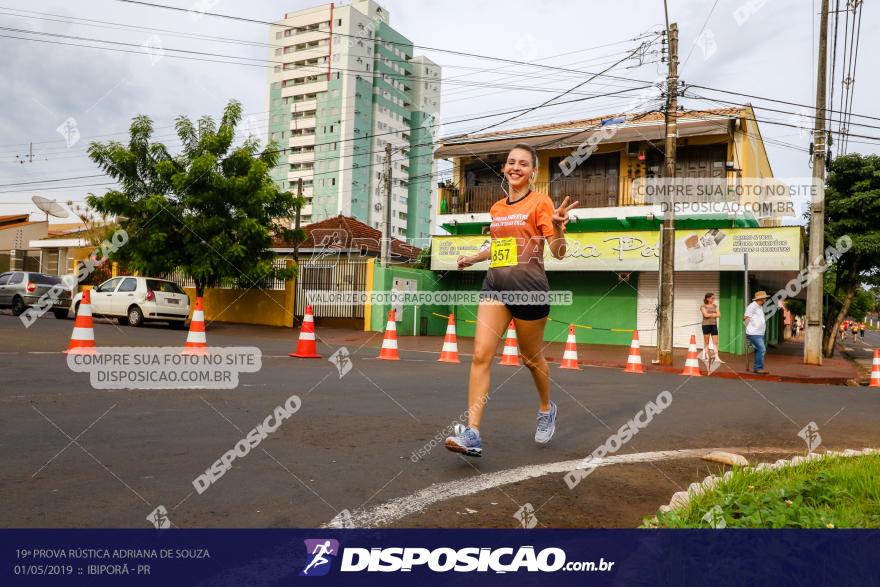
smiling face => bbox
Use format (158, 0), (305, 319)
(503, 147), (536, 190)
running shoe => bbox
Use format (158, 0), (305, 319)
(445, 426), (482, 457)
(535, 400), (557, 444)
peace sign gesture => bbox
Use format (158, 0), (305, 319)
(552, 196), (579, 227)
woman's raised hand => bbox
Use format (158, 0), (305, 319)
(552, 196), (579, 226)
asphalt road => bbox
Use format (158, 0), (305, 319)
(1, 312), (878, 528)
(839, 327), (879, 373)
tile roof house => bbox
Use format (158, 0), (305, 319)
(273, 214), (421, 261)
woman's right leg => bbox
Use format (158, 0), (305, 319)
(703, 333), (710, 358)
(467, 300), (512, 431)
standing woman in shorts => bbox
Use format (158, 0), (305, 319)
(700, 293), (721, 362)
(445, 143), (577, 457)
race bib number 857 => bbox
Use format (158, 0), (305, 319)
(490, 237), (518, 268)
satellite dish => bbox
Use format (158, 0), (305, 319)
(31, 196), (70, 221)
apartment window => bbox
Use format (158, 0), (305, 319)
(336, 18), (342, 25)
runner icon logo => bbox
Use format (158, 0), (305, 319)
(797, 422), (822, 453)
(300, 539), (340, 577)
(513, 503), (539, 529)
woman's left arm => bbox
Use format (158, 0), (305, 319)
(548, 196), (578, 260)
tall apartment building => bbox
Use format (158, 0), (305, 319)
(267, 0), (441, 241)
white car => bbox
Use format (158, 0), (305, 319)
(71, 276), (190, 328)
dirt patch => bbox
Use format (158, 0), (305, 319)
(390, 450), (795, 528)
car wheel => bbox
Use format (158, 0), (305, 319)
(127, 305), (144, 327)
(169, 320), (187, 330)
(53, 309), (68, 319)
(11, 296), (26, 316)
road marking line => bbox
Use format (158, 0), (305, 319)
(324, 447), (787, 528)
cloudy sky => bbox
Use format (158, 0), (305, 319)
(0, 0), (876, 224)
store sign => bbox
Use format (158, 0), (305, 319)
(431, 227), (802, 272)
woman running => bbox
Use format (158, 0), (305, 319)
(445, 143), (577, 457)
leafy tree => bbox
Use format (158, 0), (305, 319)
(784, 298), (805, 317)
(848, 288), (875, 322)
(820, 153), (880, 357)
(87, 100), (303, 296)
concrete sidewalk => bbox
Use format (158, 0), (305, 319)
(304, 325), (864, 386)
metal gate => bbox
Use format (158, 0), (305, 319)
(295, 257), (368, 319)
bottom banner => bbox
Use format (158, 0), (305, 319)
(1, 529), (875, 586)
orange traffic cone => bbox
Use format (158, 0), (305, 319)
(499, 320), (520, 366)
(681, 334), (702, 376)
(438, 314), (460, 363)
(289, 305), (321, 358)
(378, 309), (400, 360)
(870, 350), (880, 387)
(560, 324), (580, 370)
(624, 330), (643, 374)
(65, 289), (96, 354)
(182, 296), (208, 355)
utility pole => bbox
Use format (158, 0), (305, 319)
(657, 21), (678, 366)
(804, 0), (830, 365)
(381, 143), (393, 266)
(293, 177), (303, 263)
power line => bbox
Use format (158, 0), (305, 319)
(113, 0), (659, 87)
(686, 83), (880, 122)
(0, 6), (658, 83)
(686, 92), (880, 132)
(464, 41), (654, 136)
(827, 0), (840, 134)
(0, 25), (653, 101)
(4, 84), (654, 167)
(0, 174), (107, 188)
(683, 92), (880, 142)
(839, 0), (862, 154)
(681, 0), (720, 70)
(1, 84), (657, 195)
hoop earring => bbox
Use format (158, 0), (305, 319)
(500, 175), (510, 199)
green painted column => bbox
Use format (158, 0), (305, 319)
(719, 272), (746, 355)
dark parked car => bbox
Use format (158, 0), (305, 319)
(0, 271), (72, 319)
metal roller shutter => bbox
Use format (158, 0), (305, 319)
(637, 272), (720, 349)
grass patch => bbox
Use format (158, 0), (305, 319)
(645, 454), (880, 528)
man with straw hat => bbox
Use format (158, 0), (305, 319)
(744, 291), (771, 374)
